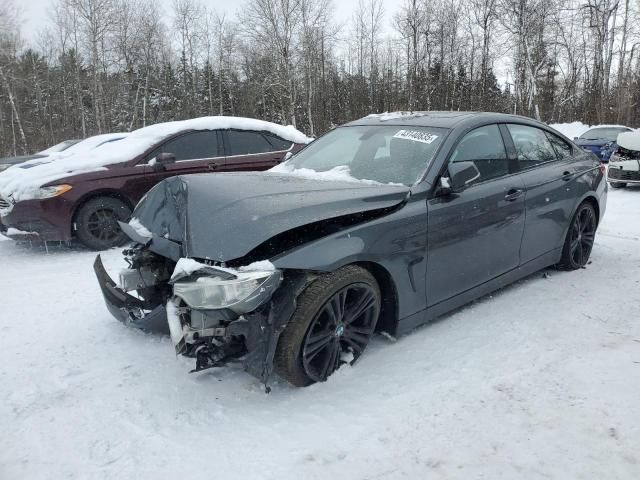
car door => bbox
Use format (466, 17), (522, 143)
(503, 124), (580, 264)
(222, 129), (292, 171)
(426, 124), (526, 306)
(141, 130), (224, 190)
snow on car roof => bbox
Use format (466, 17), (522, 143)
(0, 117), (312, 203)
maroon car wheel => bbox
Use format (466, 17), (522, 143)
(75, 196), (132, 250)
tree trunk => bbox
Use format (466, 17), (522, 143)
(0, 66), (28, 154)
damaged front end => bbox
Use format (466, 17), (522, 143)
(95, 244), (309, 388)
(95, 174), (409, 387)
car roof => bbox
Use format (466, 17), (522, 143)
(346, 111), (548, 130)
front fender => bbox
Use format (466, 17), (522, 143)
(273, 234), (366, 272)
(272, 200), (430, 322)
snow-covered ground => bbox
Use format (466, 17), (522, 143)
(1, 189), (639, 479)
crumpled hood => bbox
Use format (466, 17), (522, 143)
(131, 172), (410, 262)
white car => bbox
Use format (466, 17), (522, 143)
(607, 131), (640, 188)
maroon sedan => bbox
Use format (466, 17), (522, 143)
(0, 117), (310, 249)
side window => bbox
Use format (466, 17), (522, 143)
(545, 131), (572, 160)
(227, 130), (275, 155)
(507, 124), (558, 170)
(262, 133), (293, 151)
(449, 124), (509, 185)
(151, 131), (219, 162)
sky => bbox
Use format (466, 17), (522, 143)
(18, 0), (405, 45)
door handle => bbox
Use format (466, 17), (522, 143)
(505, 188), (524, 202)
(208, 163), (220, 171)
(561, 171), (573, 181)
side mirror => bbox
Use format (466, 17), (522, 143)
(152, 152), (176, 171)
(447, 161), (481, 192)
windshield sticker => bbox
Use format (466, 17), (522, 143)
(393, 130), (439, 144)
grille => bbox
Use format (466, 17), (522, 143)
(0, 197), (10, 209)
(608, 168), (640, 181)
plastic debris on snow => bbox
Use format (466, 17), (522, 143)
(5, 227), (37, 236)
(0, 117), (312, 203)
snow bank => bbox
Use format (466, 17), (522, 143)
(548, 122), (591, 139)
(0, 117), (312, 203)
(549, 122), (636, 140)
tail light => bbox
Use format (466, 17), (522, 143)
(599, 163), (606, 176)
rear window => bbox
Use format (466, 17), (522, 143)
(545, 132), (572, 160)
(507, 124), (558, 170)
(227, 130), (275, 155)
(263, 133), (292, 151)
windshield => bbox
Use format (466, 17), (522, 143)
(279, 125), (446, 186)
(62, 135), (127, 156)
(38, 140), (80, 154)
(580, 127), (630, 141)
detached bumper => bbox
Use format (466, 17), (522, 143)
(93, 254), (169, 333)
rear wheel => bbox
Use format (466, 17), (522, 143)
(274, 265), (381, 387)
(609, 182), (626, 189)
(75, 196), (132, 250)
(557, 202), (597, 270)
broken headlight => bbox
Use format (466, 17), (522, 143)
(173, 269), (282, 313)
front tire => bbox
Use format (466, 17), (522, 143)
(274, 265), (381, 387)
(75, 196), (132, 250)
(557, 202), (597, 270)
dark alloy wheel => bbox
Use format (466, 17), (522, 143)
(557, 202), (597, 270)
(302, 284), (378, 383)
(75, 196), (132, 250)
(275, 266), (381, 386)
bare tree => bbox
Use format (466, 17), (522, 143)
(0, 0), (27, 154)
(243, 0), (303, 126)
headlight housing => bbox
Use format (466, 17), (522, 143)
(33, 184), (73, 199)
(173, 269), (282, 313)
